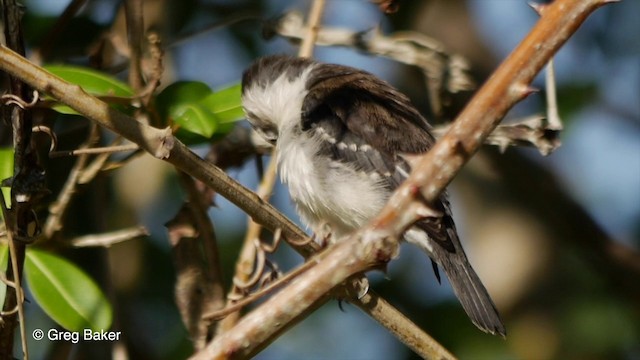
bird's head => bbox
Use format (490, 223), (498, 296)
(241, 55), (317, 145)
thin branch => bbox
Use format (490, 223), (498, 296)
(0, 196), (28, 360)
(206, 256), (319, 321)
(0, 47), (176, 160)
(168, 12), (261, 49)
(544, 59), (563, 131)
(42, 125), (100, 240)
(140, 32), (164, 110)
(298, 0), (326, 58)
(70, 226), (148, 247)
(77, 137), (127, 184)
(169, 172), (226, 350)
(432, 115), (561, 155)
(1, 1), (44, 357)
(268, 11), (475, 116)
(353, 290), (455, 359)
(49, 143), (139, 158)
(124, 0), (146, 93)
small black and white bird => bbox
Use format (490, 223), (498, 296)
(241, 55), (505, 336)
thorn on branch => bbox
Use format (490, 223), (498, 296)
(510, 83), (539, 100)
(528, 2), (549, 15)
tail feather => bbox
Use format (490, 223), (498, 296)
(406, 223), (506, 337)
(439, 252), (506, 336)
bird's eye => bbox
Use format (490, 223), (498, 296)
(247, 119), (278, 145)
(259, 127), (278, 144)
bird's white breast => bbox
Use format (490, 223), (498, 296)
(277, 128), (389, 239)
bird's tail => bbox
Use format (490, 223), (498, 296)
(406, 224), (506, 337)
(435, 245), (506, 337)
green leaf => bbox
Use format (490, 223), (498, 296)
(156, 81), (243, 143)
(0, 148), (13, 207)
(0, 245), (8, 306)
(173, 104), (218, 143)
(156, 81), (212, 120)
(44, 65), (133, 115)
(45, 65), (133, 97)
(200, 83), (243, 122)
(156, 81), (218, 144)
(25, 249), (112, 332)
(200, 83), (244, 135)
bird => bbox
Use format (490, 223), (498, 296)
(240, 54), (505, 336)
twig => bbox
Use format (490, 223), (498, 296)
(49, 143), (139, 158)
(168, 12), (261, 49)
(268, 11), (475, 116)
(216, 156), (280, 334)
(531, 2), (563, 151)
(1, 1), (45, 357)
(544, 59), (563, 131)
(70, 226), (148, 247)
(206, 256), (318, 321)
(169, 172), (226, 350)
(0, 47), (176, 159)
(353, 290), (455, 359)
(77, 137), (127, 184)
(140, 32), (164, 110)
(431, 115), (561, 155)
(298, 0), (326, 58)
(42, 125), (100, 240)
(386, 0), (609, 207)
(0, 196), (28, 360)
(124, 0), (145, 93)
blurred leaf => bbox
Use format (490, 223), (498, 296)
(24, 14), (105, 58)
(0, 148), (13, 207)
(25, 249), (112, 332)
(0, 245), (8, 306)
(562, 297), (638, 354)
(44, 65), (133, 115)
(557, 83), (598, 125)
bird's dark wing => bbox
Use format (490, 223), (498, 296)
(301, 64), (451, 242)
(300, 64), (506, 336)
